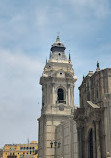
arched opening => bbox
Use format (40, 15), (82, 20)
(58, 88), (64, 101)
(57, 88), (65, 103)
(89, 129), (93, 158)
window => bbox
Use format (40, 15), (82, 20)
(60, 72), (62, 75)
(87, 93), (90, 101)
(97, 89), (98, 98)
(89, 129), (93, 158)
(58, 88), (64, 101)
(20, 147), (22, 150)
(35, 150), (38, 154)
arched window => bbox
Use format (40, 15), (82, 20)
(58, 88), (64, 102)
(89, 129), (93, 158)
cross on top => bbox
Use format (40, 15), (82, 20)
(57, 32), (60, 36)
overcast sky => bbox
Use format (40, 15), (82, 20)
(0, 0), (111, 147)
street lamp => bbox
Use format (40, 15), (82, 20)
(50, 141), (61, 158)
(50, 141), (61, 149)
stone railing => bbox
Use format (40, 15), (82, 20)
(56, 100), (66, 104)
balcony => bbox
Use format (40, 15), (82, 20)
(56, 100), (66, 104)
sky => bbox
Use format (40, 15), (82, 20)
(0, 0), (111, 147)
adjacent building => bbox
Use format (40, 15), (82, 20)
(74, 63), (111, 158)
(0, 149), (3, 158)
(2, 141), (38, 158)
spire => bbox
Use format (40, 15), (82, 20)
(83, 75), (85, 80)
(46, 58), (47, 64)
(56, 35), (60, 43)
(56, 32), (60, 42)
(96, 61), (100, 71)
(49, 51), (51, 59)
(69, 50), (71, 62)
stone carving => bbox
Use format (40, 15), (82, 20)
(38, 36), (77, 158)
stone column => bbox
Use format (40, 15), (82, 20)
(52, 83), (55, 104)
(84, 138), (89, 158)
(93, 122), (96, 158)
(45, 84), (47, 105)
(71, 86), (74, 107)
(68, 84), (70, 106)
(77, 126), (82, 158)
(95, 121), (101, 158)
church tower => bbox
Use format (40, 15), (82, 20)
(38, 36), (77, 158)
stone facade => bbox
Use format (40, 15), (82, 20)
(74, 64), (111, 158)
(55, 119), (78, 158)
(38, 36), (77, 158)
(38, 37), (111, 158)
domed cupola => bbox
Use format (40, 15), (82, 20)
(49, 36), (68, 62)
(50, 35), (66, 53)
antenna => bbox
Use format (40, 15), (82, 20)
(27, 138), (29, 145)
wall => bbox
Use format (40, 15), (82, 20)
(55, 119), (78, 158)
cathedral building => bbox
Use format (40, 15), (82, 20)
(38, 36), (77, 158)
(38, 36), (111, 158)
(74, 63), (111, 158)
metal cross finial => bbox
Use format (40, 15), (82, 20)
(56, 32), (60, 42)
(57, 32), (60, 37)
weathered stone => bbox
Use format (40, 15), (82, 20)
(38, 36), (77, 158)
(75, 66), (111, 158)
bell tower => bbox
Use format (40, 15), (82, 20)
(38, 36), (77, 158)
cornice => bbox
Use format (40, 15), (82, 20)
(74, 107), (105, 127)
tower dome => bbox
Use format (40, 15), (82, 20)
(51, 35), (66, 52)
(50, 36), (68, 62)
